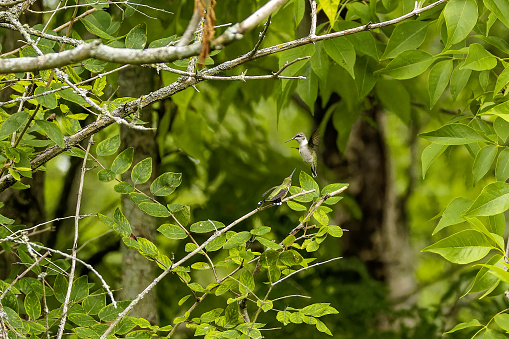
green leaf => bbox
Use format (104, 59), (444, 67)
(0, 213), (15, 225)
(467, 254), (502, 295)
(493, 117), (509, 143)
(465, 182), (509, 216)
(97, 169), (116, 182)
(137, 237), (158, 256)
(71, 275), (89, 301)
(223, 231), (251, 249)
(113, 207), (132, 237)
(190, 220), (225, 233)
(250, 226), (271, 235)
(35, 120), (65, 148)
(129, 192), (152, 205)
(0, 111), (29, 139)
(323, 37), (356, 79)
(495, 66), (509, 96)
(205, 234), (227, 252)
(96, 134), (120, 156)
(286, 200), (307, 211)
(131, 157), (152, 185)
(376, 78), (410, 124)
(421, 229), (494, 264)
(83, 292), (106, 315)
(328, 225), (343, 237)
(98, 301), (130, 322)
(376, 50), (435, 80)
(450, 66), (472, 100)
(239, 270), (255, 295)
(484, 0), (509, 29)
(382, 21), (429, 60)
(354, 56), (377, 98)
(433, 197), (472, 235)
(24, 291), (41, 319)
(494, 314), (509, 332)
(419, 123), (484, 145)
(483, 328), (506, 339)
(114, 182), (134, 194)
(69, 313), (97, 327)
(34, 86), (57, 109)
(444, 319), (482, 334)
(321, 0), (340, 27)
(150, 172), (182, 196)
(201, 308), (224, 323)
(301, 303), (339, 317)
(138, 202), (171, 217)
(422, 143), (447, 179)
(299, 171), (319, 197)
(444, 0), (478, 47)
(472, 145), (497, 186)
(255, 236), (282, 249)
(461, 44), (497, 71)
(178, 294), (192, 306)
(298, 66), (318, 114)
(279, 250), (303, 266)
(111, 147), (134, 175)
(428, 60), (453, 109)
(322, 183), (346, 205)
(54, 274), (68, 303)
(315, 318), (333, 336)
(482, 264), (509, 285)
(496, 149), (509, 181)
(84, 58), (108, 72)
(92, 76), (107, 96)
(158, 224), (187, 239)
(4, 307), (23, 328)
(123, 237), (141, 250)
(277, 310), (291, 325)
(80, 11), (117, 40)
(125, 23), (147, 49)
(306, 239), (320, 252)
(191, 262), (212, 270)
(313, 209), (329, 226)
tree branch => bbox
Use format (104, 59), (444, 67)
(0, 0), (448, 192)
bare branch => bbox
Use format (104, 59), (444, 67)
(309, 0), (317, 38)
(0, 0), (448, 73)
(56, 136), (93, 338)
(272, 257), (342, 286)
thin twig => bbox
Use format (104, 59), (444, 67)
(309, 0), (317, 38)
(56, 135), (93, 339)
(272, 257), (342, 286)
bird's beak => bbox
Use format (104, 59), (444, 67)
(290, 168), (296, 177)
(285, 136), (296, 143)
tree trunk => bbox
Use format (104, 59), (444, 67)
(117, 66), (159, 324)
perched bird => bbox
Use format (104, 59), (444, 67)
(258, 169), (296, 206)
(286, 130), (319, 177)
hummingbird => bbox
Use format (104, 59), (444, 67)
(286, 130), (319, 177)
(258, 169), (296, 206)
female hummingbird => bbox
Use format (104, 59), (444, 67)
(258, 169), (296, 206)
(286, 130), (319, 177)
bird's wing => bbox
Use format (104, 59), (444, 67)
(310, 128), (320, 149)
(270, 187), (289, 201)
(262, 186), (278, 197)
